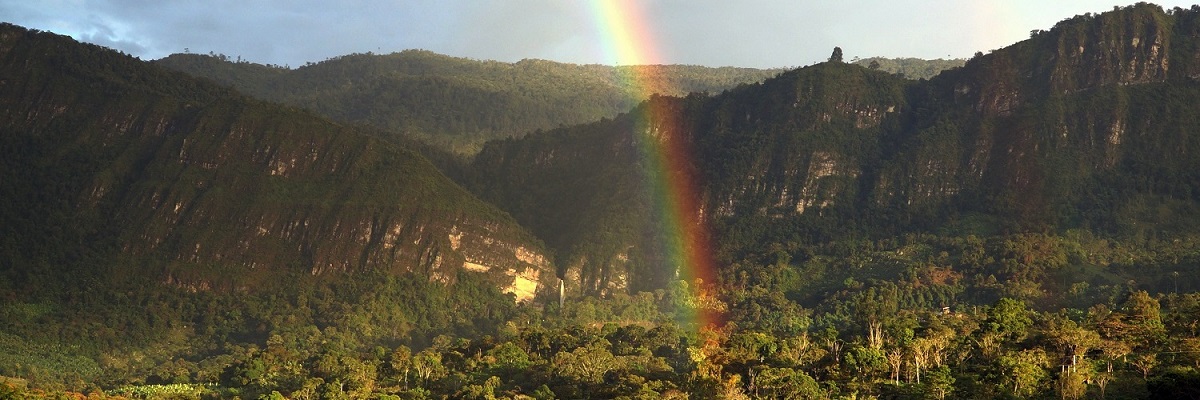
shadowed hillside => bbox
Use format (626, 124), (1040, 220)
(470, 3), (1200, 298)
(156, 50), (784, 154)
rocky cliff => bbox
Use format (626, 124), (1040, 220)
(469, 3), (1200, 296)
(0, 24), (553, 301)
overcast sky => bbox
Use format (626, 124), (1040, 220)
(3, 1), (1197, 69)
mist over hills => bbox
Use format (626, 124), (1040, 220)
(3, 3), (1200, 399)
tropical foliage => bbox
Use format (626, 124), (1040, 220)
(3, 4), (1200, 400)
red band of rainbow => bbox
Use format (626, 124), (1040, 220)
(590, 0), (722, 329)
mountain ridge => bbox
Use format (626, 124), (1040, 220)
(469, 3), (1200, 296)
(4, 4), (1200, 398)
(0, 23), (553, 301)
(153, 49), (786, 154)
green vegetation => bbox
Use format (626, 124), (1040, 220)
(0, 22), (549, 290)
(4, 232), (1200, 399)
(4, 3), (1200, 400)
(155, 50), (783, 155)
(471, 2), (1200, 297)
(852, 56), (965, 80)
(0, 21), (552, 394)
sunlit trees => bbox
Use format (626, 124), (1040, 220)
(411, 349), (445, 387)
(551, 342), (617, 385)
(388, 345), (412, 389)
(1124, 291), (1167, 348)
(1043, 314), (1101, 365)
(998, 349), (1050, 398)
(753, 367), (822, 399)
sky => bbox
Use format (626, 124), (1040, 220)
(2, 1), (1197, 69)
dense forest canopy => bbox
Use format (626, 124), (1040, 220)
(154, 51), (785, 155)
(3, 3), (1200, 400)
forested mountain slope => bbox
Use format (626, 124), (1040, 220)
(470, 3), (1200, 297)
(0, 24), (555, 299)
(155, 50), (783, 154)
(5, 4), (1200, 399)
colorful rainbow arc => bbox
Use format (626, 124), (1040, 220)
(589, 0), (723, 329)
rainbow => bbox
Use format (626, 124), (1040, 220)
(589, 0), (723, 329)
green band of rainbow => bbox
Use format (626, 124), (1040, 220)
(590, 0), (722, 329)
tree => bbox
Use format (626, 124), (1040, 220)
(1130, 353), (1157, 380)
(845, 345), (887, 382)
(1092, 360), (1114, 400)
(389, 345), (412, 388)
(829, 47), (844, 63)
(458, 375), (501, 400)
(998, 349), (1049, 398)
(1056, 361), (1092, 400)
(313, 351), (377, 398)
(1044, 316), (1101, 361)
(726, 332), (777, 366)
(886, 347), (904, 384)
(552, 342), (617, 385)
(487, 341), (532, 376)
(1095, 338), (1130, 376)
(907, 337), (934, 384)
(817, 326), (844, 365)
(774, 333), (823, 368)
(754, 367), (822, 399)
(925, 365), (955, 400)
(1123, 291), (1166, 348)
(854, 287), (899, 350)
(988, 298), (1033, 340)
(411, 349), (446, 386)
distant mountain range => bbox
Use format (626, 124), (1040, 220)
(154, 51), (785, 155)
(154, 50), (965, 156)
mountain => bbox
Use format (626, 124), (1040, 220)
(7, 4), (1200, 399)
(153, 50), (784, 154)
(469, 3), (1200, 297)
(0, 24), (553, 300)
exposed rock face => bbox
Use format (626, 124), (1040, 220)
(708, 3), (1200, 226)
(470, 4), (1200, 296)
(0, 25), (554, 300)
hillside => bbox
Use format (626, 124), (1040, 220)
(5, 4), (1200, 399)
(154, 50), (784, 155)
(0, 23), (556, 293)
(470, 3), (1200, 298)
(0, 22), (556, 387)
